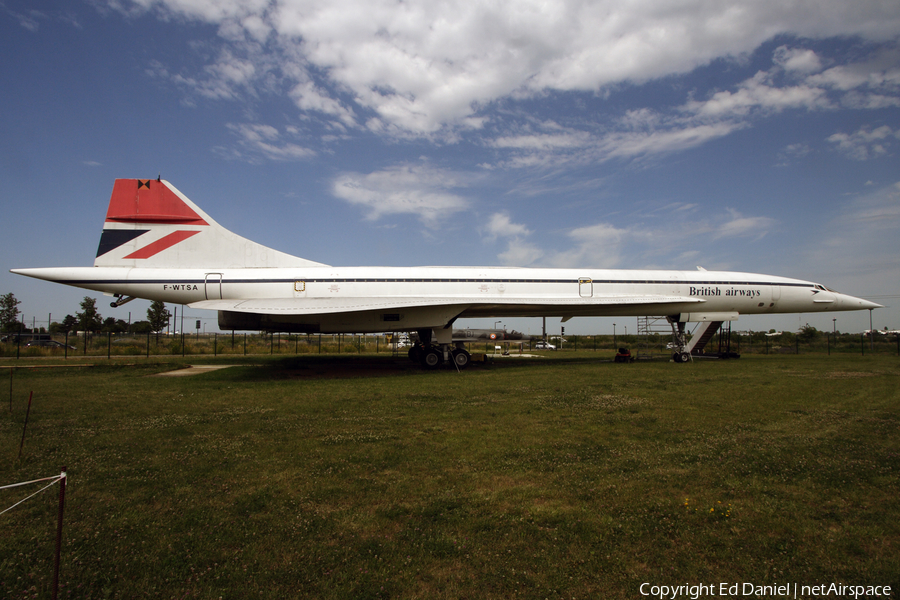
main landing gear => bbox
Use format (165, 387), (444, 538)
(667, 317), (693, 363)
(408, 329), (471, 370)
(408, 343), (471, 370)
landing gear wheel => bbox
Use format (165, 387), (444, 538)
(451, 348), (470, 369)
(420, 347), (443, 369)
(673, 351), (691, 363)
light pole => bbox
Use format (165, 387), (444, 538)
(869, 309), (875, 351)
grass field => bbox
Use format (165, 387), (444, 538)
(2, 353), (898, 599)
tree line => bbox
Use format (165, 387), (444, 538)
(1, 292), (171, 336)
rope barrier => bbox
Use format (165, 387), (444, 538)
(0, 473), (65, 517)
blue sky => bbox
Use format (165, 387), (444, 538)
(2, 0), (898, 336)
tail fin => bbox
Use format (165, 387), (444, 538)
(93, 179), (328, 269)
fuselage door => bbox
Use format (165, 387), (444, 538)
(579, 277), (593, 298)
(205, 273), (223, 300)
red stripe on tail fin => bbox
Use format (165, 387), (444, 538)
(106, 179), (209, 225)
(123, 230), (201, 259)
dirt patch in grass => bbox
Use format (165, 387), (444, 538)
(824, 370), (881, 379)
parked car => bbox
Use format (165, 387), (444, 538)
(534, 341), (556, 350)
(25, 340), (76, 350)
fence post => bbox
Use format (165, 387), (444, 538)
(18, 391), (33, 459)
(51, 466), (67, 600)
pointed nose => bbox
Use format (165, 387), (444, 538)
(838, 294), (883, 310)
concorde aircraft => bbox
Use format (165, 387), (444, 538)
(11, 179), (881, 368)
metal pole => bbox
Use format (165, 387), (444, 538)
(18, 391), (33, 459)
(869, 309), (875, 352)
(51, 466), (67, 600)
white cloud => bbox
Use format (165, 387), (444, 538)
(775, 142), (812, 167)
(497, 239), (545, 266)
(109, 0), (900, 138)
(827, 125), (898, 160)
(486, 204), (781, 269)
(546, 222), (631, 268)
(485, 213), (532, 240)
(331, 164), (471, 227)
(684, 70), (832, 118)
(224, 122), (316, 162)
(8, 8), (44, 31)
(483, 213), (540, 265)
(714, 209), (777, 240)
(773, 46), (823, 73)
(289, 79), (357, 128)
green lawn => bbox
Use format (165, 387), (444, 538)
(2, 354), (898, 598)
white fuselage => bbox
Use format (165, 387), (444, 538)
(13, 265), (877, 334)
